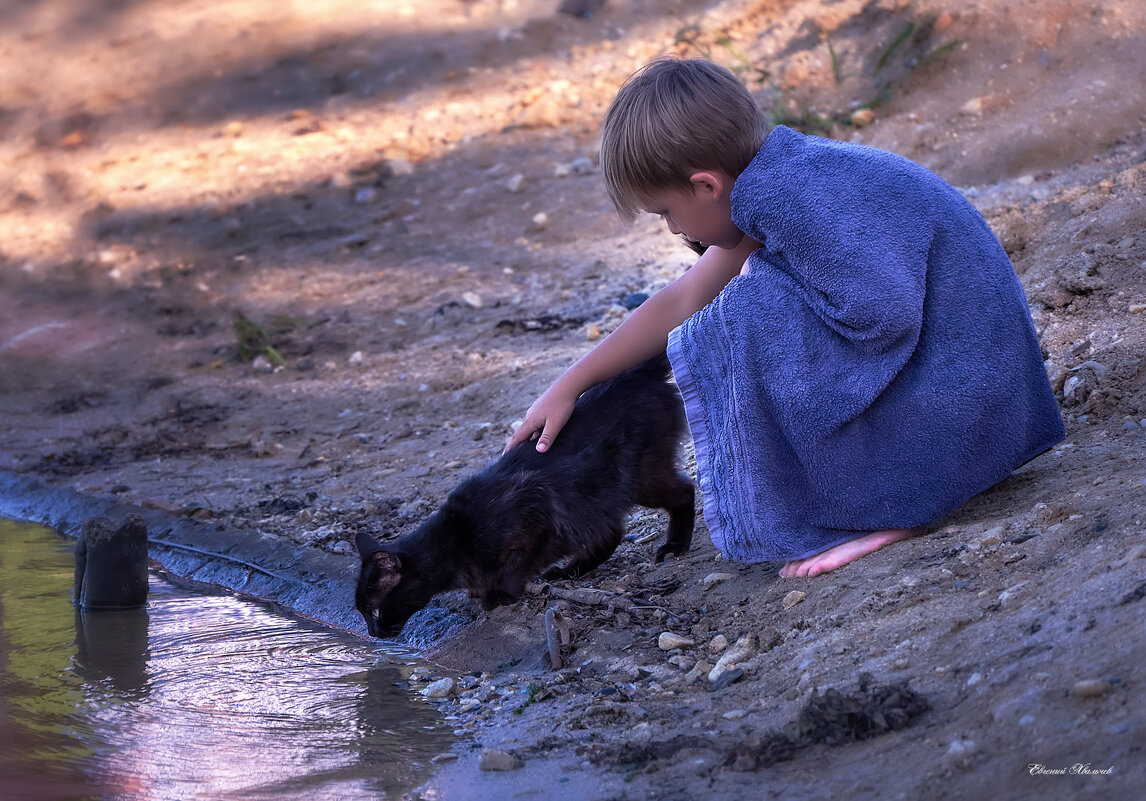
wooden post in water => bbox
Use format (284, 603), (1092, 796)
(74, 514), (149, 609)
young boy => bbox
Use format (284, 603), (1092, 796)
(507, 57), (1064, 577)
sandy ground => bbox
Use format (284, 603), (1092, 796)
(2, 0), (1145, 798)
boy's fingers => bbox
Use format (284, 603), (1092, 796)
(505, 429), (527, 453)
(535, 432), (552, 452)
(505, 419), (540, 453)
(536, 420), (562, 453)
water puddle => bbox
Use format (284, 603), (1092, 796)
(0, 519), (454, 801)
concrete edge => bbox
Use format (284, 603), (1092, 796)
(0, 469), (368, 637)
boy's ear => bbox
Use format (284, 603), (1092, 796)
(688, 170), (728, 201)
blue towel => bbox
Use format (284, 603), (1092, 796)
(666, 126), (1065, 562)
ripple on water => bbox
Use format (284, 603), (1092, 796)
(0, 520), (454, 801)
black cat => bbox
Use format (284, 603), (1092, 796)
(354, 354), (695, 638)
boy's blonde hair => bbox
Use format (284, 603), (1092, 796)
(600, 57), (765, 221)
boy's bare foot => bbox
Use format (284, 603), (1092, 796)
(779, 528), (923, 578)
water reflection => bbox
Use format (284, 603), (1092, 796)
(74, 606), (151, 695)
(0, 520), (453, 801)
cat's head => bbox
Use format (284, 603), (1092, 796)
(353, 531), (435, 638)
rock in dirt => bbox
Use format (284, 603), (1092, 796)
(783, 590), (807, 609)
(946, 738), (978, 768)
(707, 634), (729, 653)
(1073, 679), (1110, 698)
(708, 635), (757, 683)
(478, 748), (521, 771)
(702, 572), (736, 589)
(658, 632), (694, 651)
(421, 677), (456, 699)
(711, 667), (745, 690)
(685, 660), (712, 684)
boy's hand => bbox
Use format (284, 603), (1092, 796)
(506, 387), (577, 453)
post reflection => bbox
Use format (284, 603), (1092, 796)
(73, 605), (151, 696)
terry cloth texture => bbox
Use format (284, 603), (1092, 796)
(666, 125), (1065, 562)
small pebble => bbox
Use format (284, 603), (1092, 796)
(431, 753), (458, 764)
(978, 526), (1004, 548)
(658, 632), (694, 651)
(348, 350), (364, 364)
(506, 174), (525, 193)
(707, 634), (729, 653)
(998, 583), (1025, 604)
(462, 291), (484, 309)
(946, 739), (977, 768)
(783, 590), (806, 610)
(702, 572), (736, 589)
(620, 292), (649, 310)
(421, 677), (455, 699)
(531, 212), (548, 230)
(1073, 679), (1110, 698)
(388, 158), (414, 176)
(684, 660), (712, 684)
(708, 636), (757, 684)
(850, 108), (874, 127)
(711, 667), (745, 690)
(722, 709), (748, 720)
(1111, 544), (1145, 568)
(478, 748), (520, 771)
(960, 97), (983, 115)
(967, 672), (983, 687)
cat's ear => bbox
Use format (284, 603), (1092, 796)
(371, 550), (402, 575)
(355, 529), (384, 557)
(370, 550), (403, 592)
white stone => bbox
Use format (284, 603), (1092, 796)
(658, 632), (694, 651)
(421, 677), (455, 699)
(702, 572), (736, 589)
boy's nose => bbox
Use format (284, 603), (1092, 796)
(664, 218), (681, 236)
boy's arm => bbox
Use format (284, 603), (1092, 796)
(507, 234), (759, 452)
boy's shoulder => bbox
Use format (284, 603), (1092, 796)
(734, 125), (948, 208)
(749, 125), (921, 174)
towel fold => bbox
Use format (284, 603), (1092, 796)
(667, 126), (1065, 562)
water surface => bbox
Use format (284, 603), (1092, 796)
(0, 519), (453, 801)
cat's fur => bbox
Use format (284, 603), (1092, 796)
(354, 354), (694, 638)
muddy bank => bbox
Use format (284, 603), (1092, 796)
(0, 470), (364, 634)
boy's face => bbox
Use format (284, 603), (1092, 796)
(642, 172), (744, 251)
